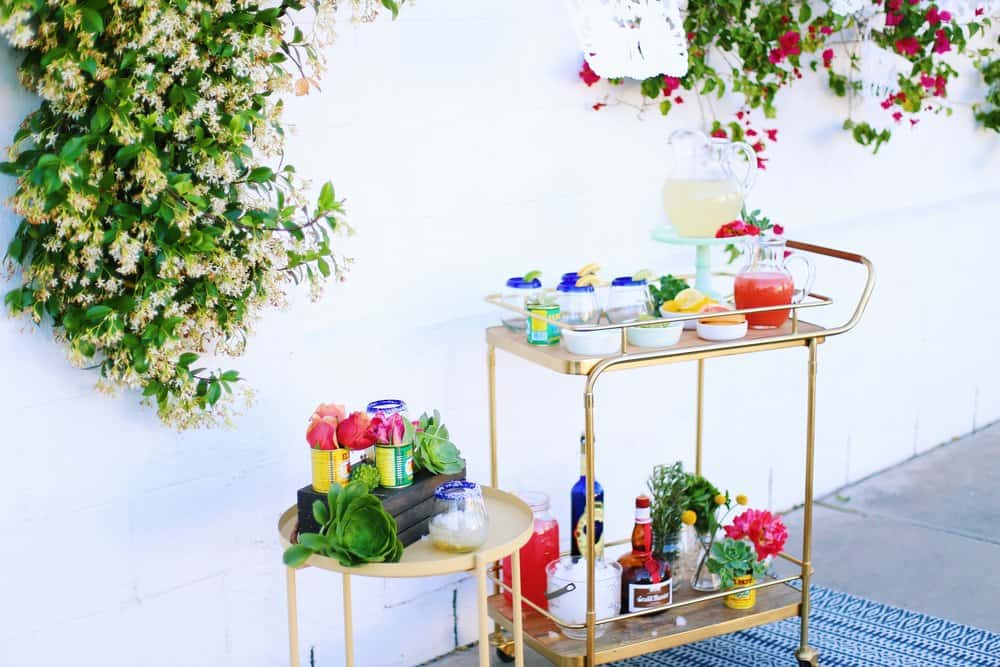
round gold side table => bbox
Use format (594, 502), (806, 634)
(278, 486), (534, 667)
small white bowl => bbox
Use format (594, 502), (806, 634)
(627, 322), (684, 348)
(696, 318), (748, 341)
(661, 310), (698, 330)
(562, 329), (620, 356)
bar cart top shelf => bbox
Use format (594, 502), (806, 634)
(485, 321), (826, 376)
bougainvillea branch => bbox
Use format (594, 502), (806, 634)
(0, 1), (402, 428)
(580, 1), (998, 158)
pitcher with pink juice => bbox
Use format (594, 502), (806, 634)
(734, 235), (815, 328)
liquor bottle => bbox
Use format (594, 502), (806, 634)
(570, 433), (604, 559)
(618, 495), (672, 613)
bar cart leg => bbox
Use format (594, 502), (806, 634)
(584, 389), (597, 665)
(285, 567), (300, 667)
(487, 344), (510, 656)
(796, 339), (820, 667)
(475, 556), (492, 667)
(695, 359), (704, 476)
(511, 550), (525, 666)
(343, 573), (355, 667)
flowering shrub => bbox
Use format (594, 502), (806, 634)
(580, 1), (998, 158)
(0, 1), (401, 428)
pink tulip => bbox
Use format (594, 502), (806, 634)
(313, 403), (346, 421)
(337, 411), (375, 451)
(306, 415), (339, 450)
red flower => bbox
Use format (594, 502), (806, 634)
(820, 25), (833, 36)
(715, 220), (749, 238)
(736, 110), (745, 120)
(765, 128), (778, 142)
(933, 29), (951, 54)
(885, 11), (904, 26)
(769, 48), (785, 64)
(926, 6), (951, 25)
(934, 75), (947, 96)
(910, 118), (920, 126)
(306, 416), (340, 450)
(892, 111), (903, 122)
(578, 60), (600, 87)
(822, 48), (834, 68)
(880, 96), (894, 109)
(663, 76), (682, 95)
(752, 141), (765, 153)
(976, 7), (985, 17)
(592, 102), (606, 111)
(710, 128), (728, 139)
(920, 73), (937, 89)
(724, 509), (789, 561)
(888, 0), (902, 9)
(745, 128), (757, 137)
(337, 411), (375, 450)
(674, 95), (684, 104)
(773, 224), (785, 235)
(895, 37), (920, 56)
(756, 157), (768, 171)
(778, 31), (802, 56)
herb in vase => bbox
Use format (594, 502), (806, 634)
(646, 462), (688, 556)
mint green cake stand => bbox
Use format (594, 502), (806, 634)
(651, 228), (734, 301)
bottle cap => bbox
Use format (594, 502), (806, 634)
(635, 495), (651, 509)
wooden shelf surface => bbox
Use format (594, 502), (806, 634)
(488, 580), (801, 666)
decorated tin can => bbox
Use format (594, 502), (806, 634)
(311, 448), (350, 493)
(376, 443), (414, 488)
(526, 302), (560, 346)
(724, 574), (757, 610)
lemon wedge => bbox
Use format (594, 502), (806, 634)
(575, 274), (604, 288)
(674, 288), (710, 312)
(577, 262), (601, 276)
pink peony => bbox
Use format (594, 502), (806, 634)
(724, 509), (789, 561)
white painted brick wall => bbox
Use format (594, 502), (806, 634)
(2, 2), (999, 666)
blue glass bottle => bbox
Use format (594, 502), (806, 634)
(570, 433), (604, 559)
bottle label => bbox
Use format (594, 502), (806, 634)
(628, 578), (672, 612)
(572, 501), (604, 558)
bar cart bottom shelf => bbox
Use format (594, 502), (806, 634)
(487, 581), (802, 666)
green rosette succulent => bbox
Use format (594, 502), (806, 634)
(413, 410), (465, 475)
(283, 481), (403, 568)
(349, 462), (380, 491)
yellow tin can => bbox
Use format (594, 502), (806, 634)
(724, 574), (757, 610)
(376, 444), (414, 488)
(311, 448), (350, 493)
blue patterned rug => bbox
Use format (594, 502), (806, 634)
(615, 587), (1000, 667)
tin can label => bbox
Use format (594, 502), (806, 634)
(312, 448), (350, 492)
(527, 304), (560, 345)
(376, 444), (414, 488)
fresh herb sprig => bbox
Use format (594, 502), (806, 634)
(648, 275), (690, 312)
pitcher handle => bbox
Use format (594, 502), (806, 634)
(786, 253), (816, 304)
(727, 141), (759, 195)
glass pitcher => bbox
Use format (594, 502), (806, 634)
(733, 236), (816, 329)
(662, 130), (758, 238)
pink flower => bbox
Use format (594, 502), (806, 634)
(779, 31), (802, 56)
(769, 48), (785, 64)
(820, 25), (833, 35)
(822, 48), (834, 68)
(710, 128), (728, 139)
(313, 403), (346, 421)
(578, 60), (600, 87)
(724, 509), (789, 561)
(715, 220), (749, 238)
(926, 6), (952, 24)
(662, 76), (682, 95)
(674, 95), (684, 104)
(337, 411), (375, 450)
(773, 224), (785, 235)
(892, 111), (903, 122)
(910, 118), (920, 126)
(885, 11), (904, 26)
(934, 75), (947, 96)
(591, 102), (606, 111)
(306, 416), (339, 450)
(933, 29), (951, 54)
(888, 0), (902, 9)
(765, 128), (778, 142)
(895, 37), (920, 56)
(920, 73), (937, 89)
(976, 7), (985, 17)
(369, 413), (409, 446)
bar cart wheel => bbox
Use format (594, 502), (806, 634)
(491, 629), (516, 663)
(796, 646), (820, 667)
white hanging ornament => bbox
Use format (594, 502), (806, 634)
(830, 0), (866, 16)
(565, 0), (689, 80)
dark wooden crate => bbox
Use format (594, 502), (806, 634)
(296, 467), (466, 546)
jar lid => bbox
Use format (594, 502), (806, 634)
(612, 276), (647, 287)
(557, 282), (595, 293)
(506, 277), (542, 289)
(435, 480), (482, 500)
(366, 399), (408, 416)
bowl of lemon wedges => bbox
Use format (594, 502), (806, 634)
(660, 288), (719, 330)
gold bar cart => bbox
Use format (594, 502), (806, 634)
(484, 240), (875, 666)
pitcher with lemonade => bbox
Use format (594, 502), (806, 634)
(662, 130), (758, 238)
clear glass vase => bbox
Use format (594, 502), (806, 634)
(690, 532), (722, 592)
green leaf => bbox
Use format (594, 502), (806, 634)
(312, 500), (330, 526)
(206, 381), (222, 405)
(317, 182), (335, 211)
(247, 166), (273, 183)
(220, 370), (239, 382)
(298, 532), (327, 551)
(282, 544), (313, 567)
(91, 105), (112, 134)
(380, 0), (400, 18)
(80, 8), (105, 34)
(178, 352), (198, 367)
(85, 305), (112, 322)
